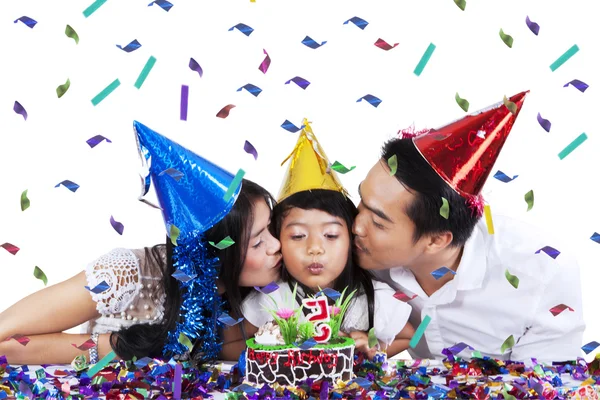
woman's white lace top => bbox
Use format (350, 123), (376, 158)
(81, 247), (166, 334)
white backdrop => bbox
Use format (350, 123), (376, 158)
(1, 0), (598, 359)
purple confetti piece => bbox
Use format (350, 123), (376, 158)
(19, 381), (34, 399)
(236, 83), (262, 97)
(525, 16), (540, 36)
(189, 57), (203, 77)
(254, 281), (279, 294)
(172, 269), (196, 282)
(110, 215), (124, 235)
(258, 49), (271, 74)
(343, 16), (368, 30)
(13, 101), (27, 120)
(285, 76), (311, 90)
(281, 119), (302, 133)
(14, 16), (38, 28)
(431, 266), (456, 280)
(564, 79), (589, 93)
(535, 245), (561, 259)
(302, 36), (327, 49)
(85, 280), (110, 294)
(243, 140), (258, 160)
(116, 39), (141, 52)
(357, 94), (382, 108)
(180, 84), (188, 121)
(173, 363), (182, 399)
(448, 342), (474, 354)
(86, 134), (112, 148)
(148, 0), (173, 12)
(319, 379), (329, 400)
(591, 232), (600, 243)
(54, 180), (80, 192)
(158, 168), (184, 182)
(228, 23), (254, 36)
(218, 312), (244, 327)
(493, 170), (519, 183)
(537, 112), (551, 132)
(582, 341), (600, 354)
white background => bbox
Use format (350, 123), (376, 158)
(1, 0), (598, 359)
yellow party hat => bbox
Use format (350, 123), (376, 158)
(277, 119), (348, 202)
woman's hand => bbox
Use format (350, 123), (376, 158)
(339, 331), (378, 360)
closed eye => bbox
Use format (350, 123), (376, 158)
(291, 234), (305, 240)
(372, 220), (385, 229)
(325, 234), (339, 240)
(252, 240), (263, 249)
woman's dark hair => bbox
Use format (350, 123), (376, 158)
(271, 189), (375, 329)
(381, 138), (481, 247)
(110, 179), (275, 361)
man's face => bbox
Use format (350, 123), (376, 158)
(353, 159), (429, 270)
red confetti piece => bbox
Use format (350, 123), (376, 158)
(110, 215), (124, 235)
(374, 38), (398, 51)
(1, 242), (20, 255)
(216, 104), (236, 118)
(394, 291), (417, 302)
(549, 304), (574, 316)
(243, 140), (258, 160)
(258, 49), (271, 74)
(72, 338), (95, 350)
(6, 334), (30, 346)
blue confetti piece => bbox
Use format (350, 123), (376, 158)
(493, 170), (519, 183)
(535, 245), (561, 259)
(228, 23), (254, 36)
(582, 341), (600, 354)
(285, 76), (311, 90)
(254, 281), (279, 294)
(294, 338), (317, 350)
(236, 83), (262, 97)
(315, 287), (341, 301)
(134, 357), (153, 368)
(431, 266), (456, 280)
(218, 312), (243, 327)
(84, 280), (110, 294)
(357, 94), (382, 108)
(54, 180), (80, 192)
(343, 16), (369, 30)
(302, 35), (327, 49)
(86, 134), (112, 148)
(591, 232), (600, 244)
(350, 377), (373, 390)
(148, 0), (173, 11)
(172, 269), (196, 282)
(234, 383), (258, 394)
(116, 39), (142, 53)
(237, 350), (246, 376)
(281, 120), (303, 133)
(14, 16), (38, 28)
(564, 79), (589, 93)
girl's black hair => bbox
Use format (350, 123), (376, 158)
(109, 179), (275, 361)
(271, 189), (374, 329)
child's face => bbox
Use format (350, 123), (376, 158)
(280, 207), (350, 291)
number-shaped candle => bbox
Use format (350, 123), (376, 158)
(302, 296), (332, 343)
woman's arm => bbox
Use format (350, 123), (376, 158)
(383, 322), (414, 358)
(220, 320), (259, 361)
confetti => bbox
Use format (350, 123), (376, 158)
(535, 245), (561, 259)
(189, 57), (203, 77)
(537, 112), (551, 132)
(484, 204), (495, 234)
(209, 236), (235, 250)
(14, 16), (37, 28)
(173, 363), (182, 400)
(34, 266), (48, 286)
(86, 135), (112, 148)
(582, 341), (600, 354)
(414, 43), (436, 76)
(409, 315), (431, 348)
(524, 189), (534, 211)
(21, 189), (30, 211)
(454, 0), (466, 10)
(85, 280), (110, 294)
(65, 25), (79, 44)
(281, 120), (303, 133)
(315, 288), (341, 301)
(448, 342), (474, 354)
(296, 338), (317, 350)
(374, 38), (398, 51)
(505, 269), (519, 289)
(170, 224), (180, 246)
(134, 56), (157, 89)
(237, 83), (262, 97)
(330, 161), (355, 174)
(550, 44), (579, 72)
(503, 95), (517, 114)
(591, 232), (600, 244)
(56, 78), (71, 98)
(356, 94), (382, 108)
(563, 79), (589, 93)
(180, 85), (189, 121)
(178, 333), (194, 352)
(343, 16), (369, 30)
(388, 154), (397, 175)
(72, 339), (95, 351)
(228, 23), (254, 36)
(13, 101), (27, 120)
(493, 170), (518, 183)
(159, 168), (184, 182)
(224, 169), (245, 201)
(87, 351), (116, 376)
(439, 197), (450, 219)
(148, 0), (173, 12)
(91, 78), (120, 106)
(7, 334), (30, 346)
(431, 266), (456, 280)
(258, 49), (271, 74)
(116, 39), (141, 52)
(455, 93), (469, 112)
(525, 16), (540, 35)
(302, 36), (327, 49)
(394, 291), (417, 302)
(83, 0), (107, 17)
(285, 76), (311, 90)
(110, 215), (124, 235)
(558, 133), (587, 160)
(549, 304), (574, 316)
(218, 313), (244, 327)
(368, 327), (378, 348)
(1, 243), (20, 255)
(501, 335), (515, 354)
(172, 269), (196, 282)
(54, 180), (80, 192)
(254, 281), (279, 294)
(243, 140), (258, 160)
(216, 104), (236, 118)
(499, 29), (514, 48)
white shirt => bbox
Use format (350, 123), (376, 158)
(373, 215), (585, 362)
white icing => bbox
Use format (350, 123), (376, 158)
(254, 321), (285, 346)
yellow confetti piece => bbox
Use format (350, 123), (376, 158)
(170, 224), (180, 246)
(499, 29), (514, 48)
(387, 155), (397, 175)
(503, 95), (517, 115)
(524, 190), (534, 211)
(33, 266), (48, 286)
(484, 205), (494, 234)
(439, 197), (450, 219)
(56, 78), (71, 98)
(505, 269), (519, 289)
(455, 92), (469, 112)
(20, 189), (30, 211)
(501, 334), (515, 354)
(178, 332), (194, 352)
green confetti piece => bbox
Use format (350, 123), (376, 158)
(209, 236), (235, 250)
(20, 189), (30, 211)
(409, 315), (431, 348)
(499, 29), (514, 48)
(330, 161), (356, 174)
(134, 56), (157, 89)
(524, 189), (534, 211)
(455, 92), (469, 112)
(65, 25), (79, 44)
(387, 154), (397, 175)
(33, 266), (48, 286)
(137, 389), (148, 398)
(368, 327), (378, 349)
(83, 0), (108, 17)
(87, 350), (116, 376)
(224, 169), (245, 201)
(56, 78), (71, 98)
(170, 224), (180, 246)
(178, 332), (194, 352)
(454, 0), (466, 10)
(503, 95), (517, 115)
(35, 368), (45, 380)
(503, 385), (517, 400)
(414, 43), (436, 76)
(505, 269), (519, 289)
(472, 350), (482, 358)
(91, 79), (121, 106)
(440, 197), (450, 219)
(550, 44), (579, 72)
(501, 334), (515, 354)
(558, 133), (587, 160)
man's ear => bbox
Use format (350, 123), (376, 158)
(424, 231), (453, 254)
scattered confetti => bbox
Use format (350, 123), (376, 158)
(501, 335), (515, 354)
(7, 334), (30, 346)
(216, 104), (236, 118)
(414, 43), (436, 76)
(281, 120), (303, 133)
(525, 16), (540, 35)
(524, 189), (534, 211)
(228, 23), (254, 36)
(285, 76), (311, 90)
(356, 94), (382, 107)
(218, 313), (244, 327)
(254, 281), (279, 294)
(172, 269), (196, 282)
(388, 154), (397, 175)
(1, 243), (20, 255)
(243, 140), (258, 160)
(591, 232), (600, 244)
(83, 0), (107, 17)
(14, 16), (37, 28)
(237, 83), (262, 97)
(21, 189), (30, 211)
(33, 266), (48, 286)
(455, 93), (469, 112)
(563, 79), (589, 93)
(431, 266), (456, 280)
(116, 39), (141, 52)
(330, 161), (355, 174)
(394, 291), (417, 302)
(189, 57), (203, 77)
(173, 363), (182, 400)
(209, 236), (235, 250)
(159, 168), (184, 182)
(409, 315), (431, 348)
(343, 16), (369, 30)
(368, 327), (378, 348)
(302, 36), (327, 49)
(503, 95), (517, 114)
(258, 49), (271, 74)
(558, 133), (587, 160)
(86, 134), (112, 148)
(134, 56), (157, 89)
(297, 338), (317, 350)
(374, 38), (398, 51)
(72, 339), (95, 351)
(484, 204), (494, 234)
(170, 224), (180, 246)
(493, 170), (518, 182)
(56, 78), (71, 98)
(550, 44), (579, 72)
(224, 169), (245, 201)
(64, 25), (79, 44)
(85, 280), (110, 293)
(177, 333), (194, 353)
(505, 269), (519, 289)
(87, 351), (116, 376)
(91, 78), (120, 106)
(454, 0), (466, 10)
(13, 101), (27, 120)
(537, 112), (551, 132)
(582, 341), (600, 354)
(54, 180), (80, 192)
(499, 29), (514, 48)
(448, 342), (474, 355)
(439, 197), (450, 219)
(148, 0), (173, 12)
(535, 245), (561, 259)
(180, 84), (189, 121)
(110, 215), (124, 235)
(549, 304), (574, 316)
(315, 288), (341, 301)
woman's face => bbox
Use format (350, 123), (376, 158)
(238, 199), (283, 287)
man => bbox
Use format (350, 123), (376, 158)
(353, 91), (585, 362)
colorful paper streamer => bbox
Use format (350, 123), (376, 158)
(13, 101), (27, 120)
(85, 280), (110, 294)
(414, 43), (436, 76)
(243, 140), (258, 160)
(549, 304), (574, 316)
(454, 0), (466, 10)
(72, 339), (95, 351)
(525, 16), (540, 35)
(537, 113), (551, 132)
(455, 93), (469, 112)
(388, 155), (397, 175)
(563, 79), (588, 93)
(503, 95), (517, 114)
(505, 269), (519, 289)
(550, 44), (579, 72)
(315, 288), (341, 301)
(237, 83), (262, 97)
(87, 351), (116, 375)
(135, 56), (157, 89)
(83, 0), (107, 18)
(224, 169), (244, 201)
(501, 335), (515, 354)
(110, 215), (124, 235)
(302, 36), (327, 49)
(55, 180), (80, 192)
(65, 25), (79, 44)
(493, 170), (518, 183)
(1, 243), (20, 255)
(86, 135), (112, 148)
(558, 133), (587, 160)
(356, 94), (381, 107)
(285, 76), (311, 90)
(374, 38), (398, 51)
(209, 236), (235, 250)
(56, 78), (71, 98)
(394, 291), (417, 302)
(343, 16), (369, 30)
(91, 79), (120, 106)
(21, 190), (30, 211)
(254, 281), (279, 294)
(228, 23), (254, 36)
(116, 39), (141, 52)
(33, 266), (48, 286)
(524, 190), (534, 211)
(484, 204), (494, 234)
(535, 245), (561, 259)
(591, 232), (600, 244)
(180, 85), (189, 121)
(216, 104), (236, 118)
(258, 49), (271, 74)
(169, 224), (180, 247)
(148, 0), (173, 12)
(218, 313), (244, 327)
(14, 16), (37, 28)
(330, 161), (355, 174)
(499, 29), (514, 48)
(409, 315), (432, 348)
(431, 266), (455, 280)
(582, 341), (600, 354)
(189, 57), (203, 77)
(439, 197), (450, 219)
